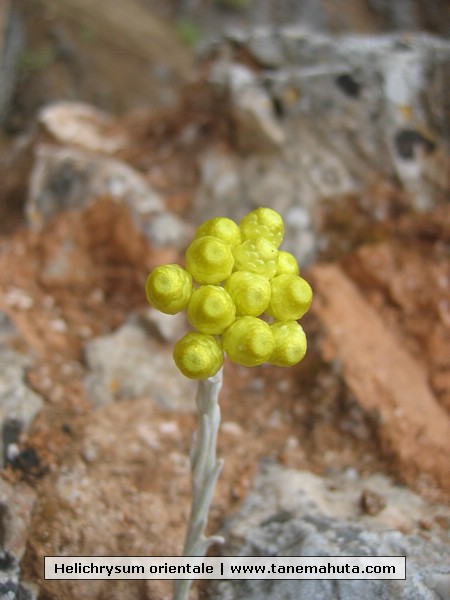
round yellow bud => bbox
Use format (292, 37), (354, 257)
(186, 236), (234, 285)
(269, 321), (307, 367)
(223, 316), (274, 367)
(276, 250), (300, 276)
(145, 264), (193, 314)
(240, 207), (284, 248)
(173, 332), (223, 379)
(233, 238), (278, 279)
(267, 274), (313, 321)
(195, 217), (242, 249)
(188, 285), (236, 334)
(225, 271), (271, 316)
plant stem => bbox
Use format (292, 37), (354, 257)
(173, 368), (225, 600)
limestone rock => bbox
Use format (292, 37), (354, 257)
(85, 322), (196, 411)
(0, 310), (16, 345)
(142, 212), (193, 249)
(0, 479), (37, 600)
(210, 61), (286, 152)
(247, 28), (285, 68)
(141, 308), (189, 344)
(25, 140), (192, 249)
(38, 102), (128, 154)
(203, 30), (450, 213)
(0, 347), (43, 468)
(210, 465), (450, 600)
(26, 144), (164, 229)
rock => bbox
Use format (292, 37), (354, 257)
(38, 102), (128, 154)
(25, 139), (194, 249)
(210, 465), (450, 600)
(195, 30), (449, 269)
(26, 143), (163, 225)
(360, 489), (387, 516)
(0, 311), (17, 345)
(0, 347), (44, 468)
(0, 479), (37, 600)
(210, 62), (286, 152)
(311, 263), (450, 498)
(140, 308), (189, 344)
(202, 31), (450, 212)
(194, 144), (320, 263)
(166, 0), (450, 43)
(283, 205), (317, 266)
(247, 28), (285, 68)
(195, 148), (319, 267)
(85, 322), (196, 411)
(142, 212), (192, 248)
(195, 148), (242, 221)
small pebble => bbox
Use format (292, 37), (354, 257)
(361, 488), (387, 516)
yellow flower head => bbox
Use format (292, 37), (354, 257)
(240, 207), (284, 248)
(223, 316), (274, 367)
(233, 238), (278, 279)
(195, 217), (242, 249)
(269, 321), (307, 367)
(173, 332), (223, 379)
(225, 271), (271, 316)
(145, 264), (193, 314)
(276, 250), (300, 276)
(267, 274), (313, 321)
(188, 285), (236, 334)
(145, 207), (312, 378)
(186, 236), (234, 285)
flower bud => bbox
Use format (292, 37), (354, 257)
(223, 316), (274, 367)
(225, 271), (271, 316)
(188, 285), (236, 334)
(267, 274), (313, 321)
(233, 238), (278, 279)
(240, 207), (284, 248)
(276, 250), (300, 276)
(195, 217), (242, 249)
(173, 332), (223, 379)
(186, 236), (234, 284)
(269, 321), (307, 366)
(145, 264), (193, 314)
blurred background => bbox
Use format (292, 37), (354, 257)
(1, 1), (450, 599)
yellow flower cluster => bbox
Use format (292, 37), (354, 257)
(145, 208), (313, 379)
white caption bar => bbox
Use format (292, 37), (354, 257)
(45, 556), (406, 580)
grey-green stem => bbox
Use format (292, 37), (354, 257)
(173, 368), (224, 600)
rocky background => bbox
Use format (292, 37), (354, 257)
(1, 1), (450, 599)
